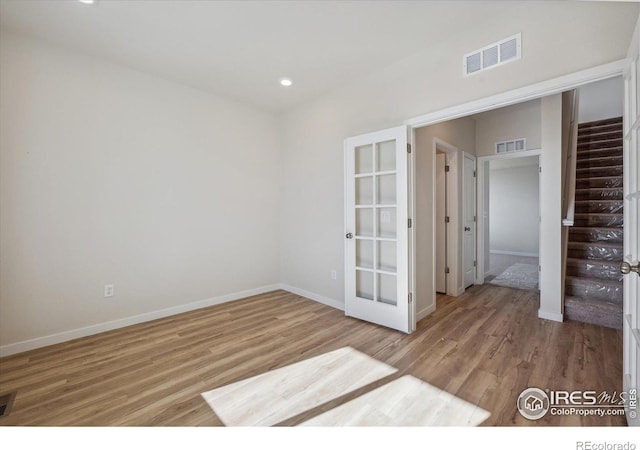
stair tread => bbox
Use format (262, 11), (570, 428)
(564, 296), (623, 330)
(566, 257), (620, 266)
(577, 147), (623, 153)
(578, 149), (623, 154)
(569, 227), (623, 233)
(576, 186), (622, 191)
(574, 212), (623, 216)
(575, 199), (622, 203)
(577, 140), (623, 147)
(577, 142), (624, 151)
(577, 148), (623, 158)
(576, 155), (623, 162)
(576, 164), (622, 172)
(565, 295), (623, 307)
(578, 130), (622, 137)
(568, 241), (623, 249)
(578, 117), (623, 128)
(575, 176), (623, 188)
(565, 275), (622, 286)
(577, 135), (622, 141)
(568, 226), (623, 238)
(574, 187), (624, 199)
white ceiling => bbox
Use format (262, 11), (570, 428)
(0, 0), (531, 113)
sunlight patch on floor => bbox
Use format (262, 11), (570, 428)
(201, 346), (397, 426)
(299, 375), (491, 426)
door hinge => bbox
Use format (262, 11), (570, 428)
(408, 293), (413, 303)
(445, 216), (450, 223)
(473, 215), (476, 222)
(539, 265), (541, 272)
(539, 166), (542, 173)
(407, 143), (412, 154)
(473, 260), (477, 267)
(408, 218), (412, 228)
(445, 165), (450, 172)
(473, 170), (476, 177)
(445, 267), (450, 274)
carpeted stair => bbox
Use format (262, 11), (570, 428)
(564, 116), (623, 329)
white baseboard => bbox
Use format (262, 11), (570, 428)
(0, 284), (281, 357)
(490, 250), (539, 257)
(417, 304), (436, 321)
(538, 309), (564, 323)
(279, 284), (344, 311)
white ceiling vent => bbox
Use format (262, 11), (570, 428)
(464, 33), (521, 77)
(496, 138), (526, 154)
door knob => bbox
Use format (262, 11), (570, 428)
(620, 261), (640, 276)
(345, 233), (353, 239)
(464, 226), (471, 232)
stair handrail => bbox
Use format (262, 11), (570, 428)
(562, 90), (579, 227)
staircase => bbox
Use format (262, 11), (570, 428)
(564, 116), (623, 329)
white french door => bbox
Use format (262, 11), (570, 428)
(623, 17), (640, 427)
(344, 126), (411, 333)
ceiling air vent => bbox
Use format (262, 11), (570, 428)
(464, 33), (521, 77)
(496, 138), (526, 154)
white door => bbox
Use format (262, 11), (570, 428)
(622, 18), (640, 427)
(435, 153), (447, 293)
(344, 126), (410, 333)
(463, 153), (476, 288)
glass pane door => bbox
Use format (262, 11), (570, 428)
(345, 126), (409, 333)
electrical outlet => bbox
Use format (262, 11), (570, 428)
(331, 270), (337, 280)
(104, 284), (114, 298)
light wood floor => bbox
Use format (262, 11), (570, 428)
(0, 285), (625, 426)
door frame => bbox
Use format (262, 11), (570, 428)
(476, 150), (541, 285)
(434, 138), (459, 298)
(622, 16), (640, 427)
(407, 59), (625, 323)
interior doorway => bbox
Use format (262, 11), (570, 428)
(481, 154), (541, 291)
(413, 98), (546, 321)
(434, 139), (459, 296)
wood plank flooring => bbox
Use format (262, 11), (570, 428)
(0, 285), (625, 426)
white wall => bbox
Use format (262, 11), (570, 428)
(489, 159), (540, 256)
(539, 94), (564, 322)
(414, 118), (476, 315)
(474, 100), (542, 157)
(482, 160), (491, 275)
(0, 32), (281, 350)
(280, 2), (637, 308)
(578, 76), (624, 123)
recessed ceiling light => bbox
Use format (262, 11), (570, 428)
(280, 78), (293, 87)
(78, 0), (96, 4)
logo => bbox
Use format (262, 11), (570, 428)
(517, 388), (631, 420)
(517, 387), (550, 420)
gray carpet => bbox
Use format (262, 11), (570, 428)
(489, 263), (539, 291)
